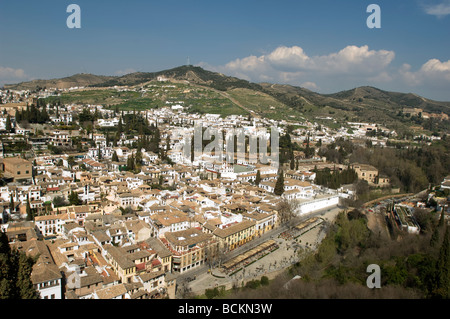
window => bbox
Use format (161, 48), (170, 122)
(17, 171), (21, 175)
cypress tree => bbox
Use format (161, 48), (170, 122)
(135, 149), (142, 167)
(0, 231), (15, 298)
(431, 226), (441, 247)
(127, 154), (135, 171)
(431, 210), (446, 247)
(98, 144), (102, 161)
(9, 194), (14, 214)
(17, 253), (39, 299)
(0, 231), (38, 299)
(274, 170), (285, 196)
(106, 131), (110, 147)
(117, 117), (123, 134)
(438, 210), (445, 228)
(5, 114), (11, 132)
(15, 109), (22, 123)
(433, 225), (449, 298)
(69, 191), (81, 206)
(255, 170), (261, 186)
(26, 197), (33, 221)
(290, 150), (295, 170)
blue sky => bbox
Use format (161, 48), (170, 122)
(1, 0), (450, 100)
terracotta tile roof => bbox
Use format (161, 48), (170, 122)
(95, 283), (128, 299)
(213, 220), (256, 238)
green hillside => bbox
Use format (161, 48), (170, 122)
(5, 65), (450, 134)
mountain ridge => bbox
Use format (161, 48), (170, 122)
(3, 65), (450, 117)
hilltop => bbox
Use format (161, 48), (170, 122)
(4, 73), (115, 91)
(3, 65), (450, 131)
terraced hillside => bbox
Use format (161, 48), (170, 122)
(5, 65), (450, 132)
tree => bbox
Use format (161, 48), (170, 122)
(112, 151), (119, 162)
(39, 104), (49, 123)
(17, 253), (39, 299)
(245, 279), (261, 289)
(355, 179), (369, 198)
(205, 287), (220, 299)
(0, 231), (14, 298)
(260, 276), (270, 286)
(274, 170), (285, 196)
(149, 128), (161, 154)
(69, 191), (81, 206)
(15, 109), (22, 123)
(135, 148), (142, 167)
(126, 154), (135, 171)
(438, 209), (446, 228)
(119, 206), (134, 215)
(117, 116), (123, 134)
(5, 114), (11, 132)
(97, 144), (102, 161)
(255, 170), (261, 186)
(0, 231), (39, 299)
(106, 131), (111, 147)
(430, 226), (441, 248)
(79, 107), (93, 123)
(431, 210), (446, 247)
(433, 225), (449, 298)
(290, 150), (295, 170)
(67, 156), (76, 169)
(276, 199), (297, 227)
(9, 193), (14, 214)
(53, 196), (68, 208)
(25, 197), (33, 221)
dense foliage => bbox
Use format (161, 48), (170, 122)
(227, 210), (449, 299)
(318, 137), (450, 192)
(0, 232), (39, 299)
(313, 166), (358, 189)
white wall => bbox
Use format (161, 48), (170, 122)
(38, 279), (62, 299)
(296, 195), (340, 216)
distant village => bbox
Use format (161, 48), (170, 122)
(0, 84), (448, 299)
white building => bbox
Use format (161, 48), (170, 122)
(295, 195), (340, 215)
(12, 240), (63, 299)
(97, 118), (120, 127)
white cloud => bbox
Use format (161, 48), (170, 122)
(368, 71), (393, 83)
(201, 45), (395, 89)
(0, 66), (29, 86)
(115, 68), (137, 76)
(421, 58), (450, 76)
(200, 45), (450, 99)
(312, 45), (395, 74)
(423, 1), (450, 18)
(400, 59), (450, 85)
(301, 81), (319, 91)
(265, 46), (310, 71)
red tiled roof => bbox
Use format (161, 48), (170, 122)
(151, 259), (161, 267)
(136, 263), (146, 271)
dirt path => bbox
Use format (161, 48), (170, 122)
(366, 212), (390, 240)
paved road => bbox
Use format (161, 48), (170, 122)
(175, 204), (344, 284)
